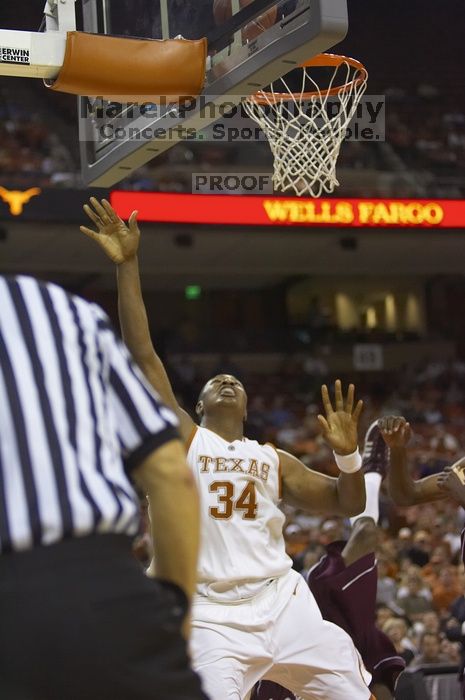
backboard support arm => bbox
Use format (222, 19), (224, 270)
(0, 0), (76, 78)
(44, 0), (77, 32)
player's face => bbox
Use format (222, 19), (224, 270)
(197, 374), (247, 420)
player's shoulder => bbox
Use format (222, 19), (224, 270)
(262, 439), (279, 454)
(186, 424), (201, 450)
(245, 436), (280, 459)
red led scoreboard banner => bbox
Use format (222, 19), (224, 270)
(110, 192), (465, 228)
(0, 188), (463, 227)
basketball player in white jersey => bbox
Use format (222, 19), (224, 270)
(81, 198), (375, 700)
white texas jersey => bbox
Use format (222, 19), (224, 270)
(187, 426), (292, 601)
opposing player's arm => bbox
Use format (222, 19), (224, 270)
(379, 416), (445, 505)
(281, 381), (366, 517)
(437, 460), (465, 508)
(81, 197), (195, 442)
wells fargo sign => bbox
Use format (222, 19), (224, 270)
(261, 200), (445, 226)
(110, 192), (465, 228)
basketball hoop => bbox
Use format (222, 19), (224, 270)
(243, 54), (368, 198)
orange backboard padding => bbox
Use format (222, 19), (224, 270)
(46, 32), (207, 102)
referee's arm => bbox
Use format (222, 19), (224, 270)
(103, 314), (200, 611)
(133, 439), (200, 606)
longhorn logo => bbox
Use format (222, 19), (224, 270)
(0, 187), (41, 215)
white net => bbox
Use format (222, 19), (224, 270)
(243, 55), (368, 198)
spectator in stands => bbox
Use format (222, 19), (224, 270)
(268, 394), (294, 428)
(431, 567), (463, 614)
(405, 530), (432, 567)
(396, 569), (432, 619)
(376, 604), (396, 630)
(382, 617), (416, 666)
(411, 632), (450, 667)
(440, 638), (462, 666)
(422, 544), (454, 587)
(421, 611), (442, 636)
(376, 557), (398, 607)
(449, 592), (465, 628)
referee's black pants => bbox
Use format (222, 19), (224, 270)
(0, 534), (208, 700)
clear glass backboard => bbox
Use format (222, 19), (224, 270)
(79, 0), (349, 186)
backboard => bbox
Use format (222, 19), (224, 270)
(79, 0), (349, 187)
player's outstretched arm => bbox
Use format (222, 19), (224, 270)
(81, 197), (194, 441)
(280, 380), (366, 517)
(437, 460), (465, 508)
(379, 416), (444, 505)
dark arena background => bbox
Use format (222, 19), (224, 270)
(1, 1), (465, 698)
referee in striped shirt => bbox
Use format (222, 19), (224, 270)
(0, 274), (207, 700)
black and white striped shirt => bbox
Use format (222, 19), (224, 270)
(0, 275), (179, 553)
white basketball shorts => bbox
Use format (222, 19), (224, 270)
(190, 568), (373, 700)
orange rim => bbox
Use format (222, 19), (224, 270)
(247, 53), (368, 105)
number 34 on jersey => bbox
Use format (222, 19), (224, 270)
(197, 452), (273, 522)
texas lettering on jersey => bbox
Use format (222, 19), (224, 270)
(197, 454), (271, 482)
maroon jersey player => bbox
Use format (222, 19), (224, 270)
(254, 422), (406, 700)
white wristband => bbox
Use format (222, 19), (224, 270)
(334, 448), (362, 474)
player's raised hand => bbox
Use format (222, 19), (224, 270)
(378, 416), (412, 449)
(317, 380), (363, 456)
(80, 197), (140, 265)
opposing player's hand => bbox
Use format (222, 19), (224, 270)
(378, 416), (412, 448)
(317, 380), (363, 456)
(437, 459), (465, 506)
(80, 197), (140, 265)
